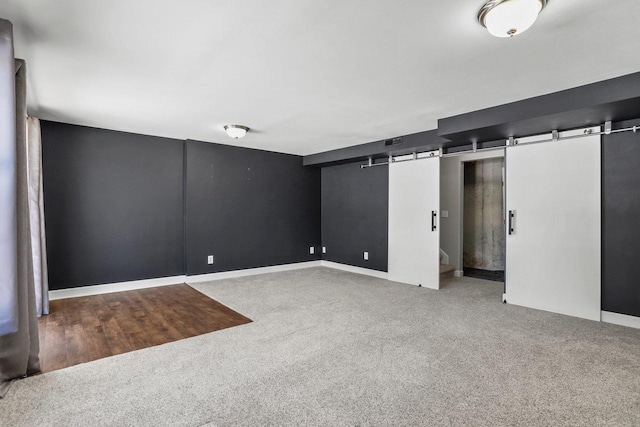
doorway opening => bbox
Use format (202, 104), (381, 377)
(462, 158), (505, 282)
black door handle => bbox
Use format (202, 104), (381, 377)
(508, 210), (515, 235)
(432, 211), (437, 232)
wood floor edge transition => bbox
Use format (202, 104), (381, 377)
(36, 283), (252, 373)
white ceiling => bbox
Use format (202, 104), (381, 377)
(2, 0), (640, 155)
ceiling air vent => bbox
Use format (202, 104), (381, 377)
(384, 137), (403, 146)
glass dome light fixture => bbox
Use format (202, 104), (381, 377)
(478, 0), (547, 38)
(224, 125), (250, 139)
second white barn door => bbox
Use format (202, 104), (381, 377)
(505, 129), (601, 321)
(388, 155), (440, 289)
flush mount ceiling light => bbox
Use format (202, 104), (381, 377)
(224, 125), (250, 139)
(478, 0), (547, 38)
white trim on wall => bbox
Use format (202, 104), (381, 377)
(320, 261), (389, 280)
(48, 261), (322, 300)
(48, 260), (395, 300)
(48, 275), (185, 300)
(186, 261), (322, 284)
(601, 311), (640, 330)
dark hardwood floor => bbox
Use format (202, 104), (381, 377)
(37, 284), (252, 373)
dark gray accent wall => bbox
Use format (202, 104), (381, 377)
(321, 162), (388, 271)
(185, 140), (321, 275)
(602, 118), (640, 317)
(42, 123), (322, 289)
(41, 121), (185, 290)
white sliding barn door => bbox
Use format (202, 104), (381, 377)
(505, 129), (601, 320)
(388, 156), (440, 289)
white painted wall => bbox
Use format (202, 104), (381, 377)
(440, 150), (505, 272)
(505, 129), (601, 321)
(388, 156), (440, 289)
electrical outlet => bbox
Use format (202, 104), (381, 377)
(322, 247), (327, 254)
(309, 246), (315, 255)
(364, 251), (369, 261)
(442, 210), (449, 218)
(207, 255), (214, 265)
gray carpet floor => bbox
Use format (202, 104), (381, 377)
(1, 267), (640, 426)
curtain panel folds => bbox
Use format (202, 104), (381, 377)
(0, 19), (18, 339)
(27, 117), (49, 317)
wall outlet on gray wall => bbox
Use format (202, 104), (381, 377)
(309, 246), (315, 255)
(207, 255), (214, 265)
(322, 247), (326, 254)
(364, 252), (369, 260)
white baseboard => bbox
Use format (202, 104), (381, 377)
(320, 261), (389, 280)
(601, 311), (640, 330)
(186, 261), (322, 284)
(49, 275), (185, 300)
(49, 261), (323, 300)
(454, 270), (464, 278)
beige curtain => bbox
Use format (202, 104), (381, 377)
(0, 21), (41, 398)
(0, 20), (18, 342)
(27, 117), (49, 317)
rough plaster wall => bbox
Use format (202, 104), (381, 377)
(440, 150), (504, 271)
(463, 158), (505, 270)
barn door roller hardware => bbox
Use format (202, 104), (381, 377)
(360, 150), (440, 169)
(506, 121), (628, 148)
(361, 121), (638, 169)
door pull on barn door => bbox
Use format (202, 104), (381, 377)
(431, 210), (437, 232)
(508, 210), (515, 235)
